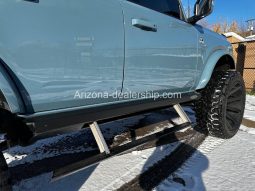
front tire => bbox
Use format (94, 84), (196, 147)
(195, 71), (246, 139)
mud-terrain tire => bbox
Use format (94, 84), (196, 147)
(195, 71), (246, 139)
(0, 151), (12, 191)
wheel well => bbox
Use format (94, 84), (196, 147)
(0, 91), (33, 146)
(214, 55), (235, 71)
(195, 54), (237, 90)
(0, 108), (33, 146)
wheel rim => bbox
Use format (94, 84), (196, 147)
(226, 82), (244, 131)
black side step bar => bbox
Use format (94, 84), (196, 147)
(53, 104), (193, 180)
(52, 122), (191, 180)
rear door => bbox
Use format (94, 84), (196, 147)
(121, 0), (201, 96)
(0, 0), (124, 112)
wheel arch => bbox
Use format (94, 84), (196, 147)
(0, 57), (33, 145)
(0, 57), (25, 113)
(196, 51), (236, 90)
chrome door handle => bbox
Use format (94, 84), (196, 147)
(23, 0), (39, 3)
(132, 19), (157, 32)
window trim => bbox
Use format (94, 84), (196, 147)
(126, 0), (187, 22)
(178, 0), (188, 22)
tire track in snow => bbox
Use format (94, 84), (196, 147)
(155, 136), (227, 191)
(117, 129), (207, 191)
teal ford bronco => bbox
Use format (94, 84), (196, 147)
(0, 0), (246, 188)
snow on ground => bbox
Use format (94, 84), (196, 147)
(4, 110), (185, 168)
(241, 95), (255, 135)
(4, 115), (146, 167)
(240, 125), (255, 135)
(155, 131), (255, 191)
(13, 143), (180, 191)
(244, 95), (255, 121)
(155, 95), (255, 191)
(4, 95), (255, 190)
(13, 130), (255, 191)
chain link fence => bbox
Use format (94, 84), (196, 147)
(232, 40), (255, 92)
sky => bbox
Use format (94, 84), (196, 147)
(182, 0), (255, 24)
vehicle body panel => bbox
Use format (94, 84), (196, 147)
(121, 1), (201, 95)
(194, 26), (234, 89)
(0, 0), (125, 113)
(0, 0), (235, 138)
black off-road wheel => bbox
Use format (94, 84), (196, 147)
(195, 70), (246, 139)
(0, 151), (12, 191)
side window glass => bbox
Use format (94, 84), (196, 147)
(127, 0), (182, 20)
(181, 0), (196, 18)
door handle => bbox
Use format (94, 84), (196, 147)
(132, 19), (157, 32)
(23, 0), (39, 3)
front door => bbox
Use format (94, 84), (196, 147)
(121, 0), (201, 98)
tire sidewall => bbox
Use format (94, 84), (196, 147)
(222, 73), (246, 138)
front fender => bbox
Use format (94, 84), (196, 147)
(196, 50), (234, 90)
